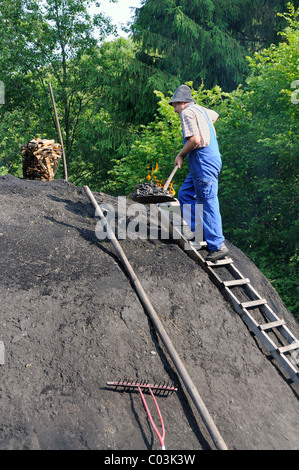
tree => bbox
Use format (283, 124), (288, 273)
(131, 0), (299, 91)
(0, 1), (175, 183)
(0, 0), (117, 159)
(217, 4), (299, 315)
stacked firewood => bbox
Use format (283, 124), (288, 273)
(22, 138), (62, 181)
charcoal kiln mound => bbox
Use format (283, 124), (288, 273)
(0, 174), (298, 451)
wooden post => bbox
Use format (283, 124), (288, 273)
(48, 83), (68, 181)
(84, 185), (228, 451)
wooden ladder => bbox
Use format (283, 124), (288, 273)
(155, 200), (299, 386)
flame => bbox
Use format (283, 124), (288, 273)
(168, 181), (176, 196)
(146, 163), (176, 196)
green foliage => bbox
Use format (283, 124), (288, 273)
(0, 2), (140, 190)
(131, 0), (299, 91)
(94, 38), (179, 125)
(0, 0), (117, 174)
(217, 4), (299, 316)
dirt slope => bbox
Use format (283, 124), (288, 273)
(0, 175), (298, 451)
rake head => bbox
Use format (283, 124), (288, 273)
(106, 379), (178, 397)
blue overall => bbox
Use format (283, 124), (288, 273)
(178, 105), (225, 252)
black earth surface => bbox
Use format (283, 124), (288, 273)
(0, 175), (298, 451)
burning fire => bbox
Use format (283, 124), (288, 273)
(146, 163), (176, 196)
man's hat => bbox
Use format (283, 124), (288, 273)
(169, 85), (195, 104)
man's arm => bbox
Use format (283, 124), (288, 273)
(174, 135), (201, 169)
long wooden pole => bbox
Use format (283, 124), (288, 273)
(84, 185), (228, 451)
(48, 83), (68, 181)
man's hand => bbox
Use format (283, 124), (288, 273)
(174, 135), (201, 169)
(175, 154), (184, 169)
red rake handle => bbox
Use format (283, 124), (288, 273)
(139, 387), (166, 450)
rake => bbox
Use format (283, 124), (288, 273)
(106, 379), (178, 450)
(107, 379), (178, 395)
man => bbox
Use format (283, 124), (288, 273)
(169, 84), (229, 262)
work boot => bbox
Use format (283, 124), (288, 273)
(205, 243), (229, 262)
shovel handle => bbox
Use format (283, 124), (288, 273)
(163, 165), (179, 191)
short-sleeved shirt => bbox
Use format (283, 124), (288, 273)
(180, 104), (219, 148)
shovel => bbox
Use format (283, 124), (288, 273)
(131, 165), (179, 204)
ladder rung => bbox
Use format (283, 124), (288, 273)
(223, 278), (250, 287)
(206, 258), (233, 266)
(278, 341), (299, 354)
(241, 299), (267, 309)
(258, 319), (286, 331)
(189, 240), (207, 248)
(172, 219), (188, 227)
